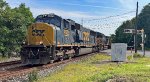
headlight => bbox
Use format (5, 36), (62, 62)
(23, 41), (26, 45)
(40, 41), (43, 45)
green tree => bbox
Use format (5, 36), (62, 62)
(112, 3), (150, 48)
(113, 20), (135, 44)
(138, 3), (150, 48)
(0, 0), (9, 56)
(0, 1), (34, 56)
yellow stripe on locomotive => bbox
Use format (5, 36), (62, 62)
(27, 22), (54, 46)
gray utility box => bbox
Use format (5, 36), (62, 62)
(111, 43), (127, 62)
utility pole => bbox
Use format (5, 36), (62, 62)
(135, 2), (138, 53)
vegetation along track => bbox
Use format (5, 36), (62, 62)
(0, 52), (101, 81)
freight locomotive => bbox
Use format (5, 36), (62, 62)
(20, 13), (108, 65)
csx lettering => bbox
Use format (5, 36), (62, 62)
(32, 29), (45, 36)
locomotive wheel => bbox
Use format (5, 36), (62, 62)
(60, 58), (63, 61)
(50, 60), (54, 64)
(69, 56), (72, 60)
(75, 47), (80, 56)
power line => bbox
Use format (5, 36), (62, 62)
(80, 10), (136, 32)
(83, 11), (135, 21)
(62, 3), (135, 11)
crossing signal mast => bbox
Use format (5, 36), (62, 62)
(124, 29), (143, 34)
(124, 29), (135, 34)
(124, 29), (146, 56)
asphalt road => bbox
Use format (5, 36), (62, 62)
(101, 49), (150, 57)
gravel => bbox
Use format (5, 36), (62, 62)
(0, 52), (96, 82)
(0, 58), (82, 82)
(0, 64), (22, 71)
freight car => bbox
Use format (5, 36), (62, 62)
(20, 13), (107, 65)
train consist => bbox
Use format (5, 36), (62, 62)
(20, 13), (109, 65)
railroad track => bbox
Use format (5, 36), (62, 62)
(0, 60), (21, 71)
(0, 52), (100, 81)
(0, 60), (21, 67)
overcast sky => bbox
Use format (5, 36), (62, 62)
(6, 0), (150, 36)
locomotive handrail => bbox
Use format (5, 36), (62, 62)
(44, 36), (52, 45)
(30, 48), (40, 56)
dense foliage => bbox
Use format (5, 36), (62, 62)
(112, 3), (150, 48)
(0, 0), (34, 56)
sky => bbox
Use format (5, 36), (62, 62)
(5, 0), (150, 36)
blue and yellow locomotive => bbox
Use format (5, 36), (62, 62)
(20, 13), (107, 65)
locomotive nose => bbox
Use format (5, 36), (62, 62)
(27, 22), (55, 46)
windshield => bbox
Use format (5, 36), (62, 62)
(36, 15), (61, 27)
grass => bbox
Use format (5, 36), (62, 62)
(0, 56), (9, 62)
(38, 54), (150, 82)
(28, 69), (38, 82)
(0, 55), (20, 62)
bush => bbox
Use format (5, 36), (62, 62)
(28, 70), (38, 82)
(127, 55), (132, 61)
(133, 53), (143, 58)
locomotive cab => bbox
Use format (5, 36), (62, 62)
(21, 14), (62, 65)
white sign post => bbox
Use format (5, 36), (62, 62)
(111, 43), (127, 62)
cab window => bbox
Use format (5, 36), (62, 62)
(63, 20), (69, 29)
(36, 15), (62, 28)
